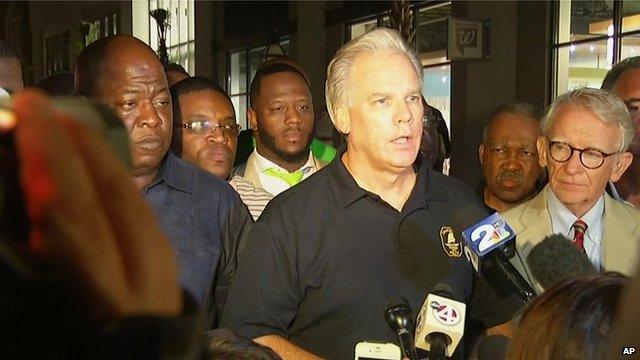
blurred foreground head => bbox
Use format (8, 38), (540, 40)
(507, 272), (628, 360)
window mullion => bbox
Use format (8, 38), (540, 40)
(613, 0), (623, 64)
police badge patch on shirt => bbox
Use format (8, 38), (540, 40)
(440, 226), (462, 257)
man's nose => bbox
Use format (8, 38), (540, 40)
(503, 151), (522, 170)
(285, 106), (303, 125)
(564, 149), (584, 174)
(206, 126), (228, 144)
(394, 100), (413, 125)
(137, 102), (162, 128)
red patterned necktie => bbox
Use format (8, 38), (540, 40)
(571, 219), (588, 253)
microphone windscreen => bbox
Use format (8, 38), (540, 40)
(477, 335), (510, 360)
(526, 234), (597, 289)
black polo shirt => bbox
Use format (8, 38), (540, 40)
(221, 155), (521, 359)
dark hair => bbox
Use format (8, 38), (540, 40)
(483, 102), (541, 142)
(249, 62), (309, 108)
(169, 76), (234, 156)
(601, 56), (640, 90)
(205, 329), (282, 360)
(421, 95), (451, 172)
(507, 272), (628, 360)
(75, 35), (157, 96)
(164, 62), (189, 76)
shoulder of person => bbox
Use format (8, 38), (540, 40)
(606, 191), (640, 219)
(172, 155), (241, 203)
(428, 170), (482, 205)
(258, 165), (333, 221)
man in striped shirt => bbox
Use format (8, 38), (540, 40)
(170, 76), (272, 220)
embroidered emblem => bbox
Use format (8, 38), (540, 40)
(440, 226), (462, 258)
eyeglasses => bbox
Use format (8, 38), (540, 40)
(547, 140), (618, 169)
(176, 120), (240, 137)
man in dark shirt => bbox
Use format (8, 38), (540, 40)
(75, 35), (252, 326)
(222, 28), (520, 359)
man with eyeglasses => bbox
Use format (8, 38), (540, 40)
(602, 56), (640, 207)
(170, 76), (273, 220)
(234, 62), (327, 196)
(478, 102), (543, 213)
(75, 35), (252, 328)
(502, 88), (640, 291)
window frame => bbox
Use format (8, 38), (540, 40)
(550, 0), (640, 98)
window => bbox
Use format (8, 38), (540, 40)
(44, 12), (119, 76)
(149, 0), (195, 75)
(84, 13), (119, 46)
(553, 1), (640, 96)
(347, 2), (452, 131)
(227, 39), (290, 129)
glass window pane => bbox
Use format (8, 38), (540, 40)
(557, 0), (612, 44)
(556, 40), (610, 96)
(280, 39), (290, 57)
(350, 18), (377, 40)
(621, 34), (640, 62)
(422, 65), (451, 135)
(229, 51), (246, 95)
(417, 2), (451, 65)
(231, 95), (248, 131)
(248, 46), (266, 82)
(622, 1), (640, 33)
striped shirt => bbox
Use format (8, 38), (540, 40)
(229, 175), (273, 221)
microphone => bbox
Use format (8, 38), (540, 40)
(458, 210), (536, 302)
(384, 297), (418, 360)
(414, 285), (466, 360)
(526, 234), (597, 289)
(477, 335), (510, 360)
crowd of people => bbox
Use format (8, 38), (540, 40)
(1, 26), (640, 359)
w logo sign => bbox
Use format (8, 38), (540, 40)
(430, 301), (460, 326)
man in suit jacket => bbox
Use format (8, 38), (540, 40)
(235, 61), (327, 196)
(503, 88), (639, 292)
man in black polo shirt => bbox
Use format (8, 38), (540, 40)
(221, 28), (520, 359)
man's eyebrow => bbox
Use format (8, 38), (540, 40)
(624, 98), (640, 105)
(120, 88), (139, 95)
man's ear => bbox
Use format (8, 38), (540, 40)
(247, 108), (258, 134)
(536, 136), (548, 168)
(331, 106), (350, 135)
(479, 144), (485, 165)
(610, 151), (634, 182)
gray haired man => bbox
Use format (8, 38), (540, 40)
(222, 28), (521, 360)
(504, 88), (640, 292)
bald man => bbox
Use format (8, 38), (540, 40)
(75, 35), (252, 327)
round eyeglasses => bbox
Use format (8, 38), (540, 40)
(176, 120), (240, 137)
(548, 140), (618, 169)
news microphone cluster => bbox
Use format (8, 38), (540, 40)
(460, 212), (536, 302)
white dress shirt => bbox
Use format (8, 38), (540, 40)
(547, 189), (605, 270)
